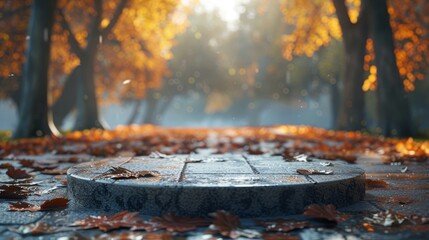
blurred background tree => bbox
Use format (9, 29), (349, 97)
(0, 0), (427, 138)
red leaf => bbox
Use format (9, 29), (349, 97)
(209, 210), (261, 239)
(365, 179), (389, 190)
(9, 202), (40, 212)
(9, 198), (68, 212)
(8, 222), (57, 235)
(0, 163), (13, 169)
(71, 210), (146, 232)
(304, 204), (351, 223)
(6, 167), (32, 179)
(0, 185), (29, 199)
(40, 197), (69, 211)
(41, 169), (68, 175)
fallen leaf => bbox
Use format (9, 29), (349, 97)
(208, 210), (261, 239)
(262, 233), (301, 240)
(96, 166), (160, 180)
(0, 185), (30, 199)
(19, 159), (58, 171)
(9, 198), (68, 212)
(71, 210), (146, 232)
(40, 197), (69, 211)
(6, 167), (32, 179)
(149, 151), (173, 159)
(41, 169), (68, 175)
(184, 159), (203, 163)
(365, 179), (389, 190)
(296, 169), (333, 175)
(257, 219), (309, 232)
(8, 222), (57, 235)
(9, 201), (39, 212)
(304, 204), (351, 223)
(149, 213), (211, 232)
(0, 163), (13, 169)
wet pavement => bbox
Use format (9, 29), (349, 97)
(0, 125), (428, 240)
(0, 152), (427, 240)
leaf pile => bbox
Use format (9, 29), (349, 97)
(0, 125), (427, 163)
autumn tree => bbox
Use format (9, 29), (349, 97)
(12, 0), (60, 138)
(0, 0), (189, 131)
(368, 0), (411, 136)
(281, 0), (428, 136)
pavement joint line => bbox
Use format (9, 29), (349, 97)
(178, 158), (188, 182)
(242, 154), (260, 174)
(304, 175), (317, 184)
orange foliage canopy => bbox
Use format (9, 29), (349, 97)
(0, 0), (191, 102)
(280, 0), (429, 92)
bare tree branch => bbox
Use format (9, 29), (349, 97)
(101, 0), (128, 37)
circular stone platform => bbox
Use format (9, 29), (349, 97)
(67, 154), (365, 217)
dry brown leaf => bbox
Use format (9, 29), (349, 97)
(97, 166), (160, 180)
(262, 233), (301, 240)
(40, 197), (69, 211)
(0, 185), (30, 199)
(0, 163), (13, 169)
(9, 198), (68, 212)
(209, 210), (261, 239)
(71, 210), (146, 232)
(365, 179), (389, 190)
(6, 167), (32, 179)
(41, 169), (68, 175)
(257, 219), (309, 232)
(8, 222), (57, 235)
(303, 204), (351, 223)
(9, 201), (39, 212)
(296, 169), (333, 175)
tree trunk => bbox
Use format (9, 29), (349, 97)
(368, 0), (412, 137)
(127, 100), (142, 124)
(336, 31), (367, 130)
(141, 91), (159, 124)
(12, 0), (59, 138)
(329, 81), (340, 128)
(333, 0), (368, 131)
(72, 0), (106, 131)
(52, 65), (79, 128)
(73, 50), (106, 130)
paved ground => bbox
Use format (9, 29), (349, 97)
(0, 126), (428, 239)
